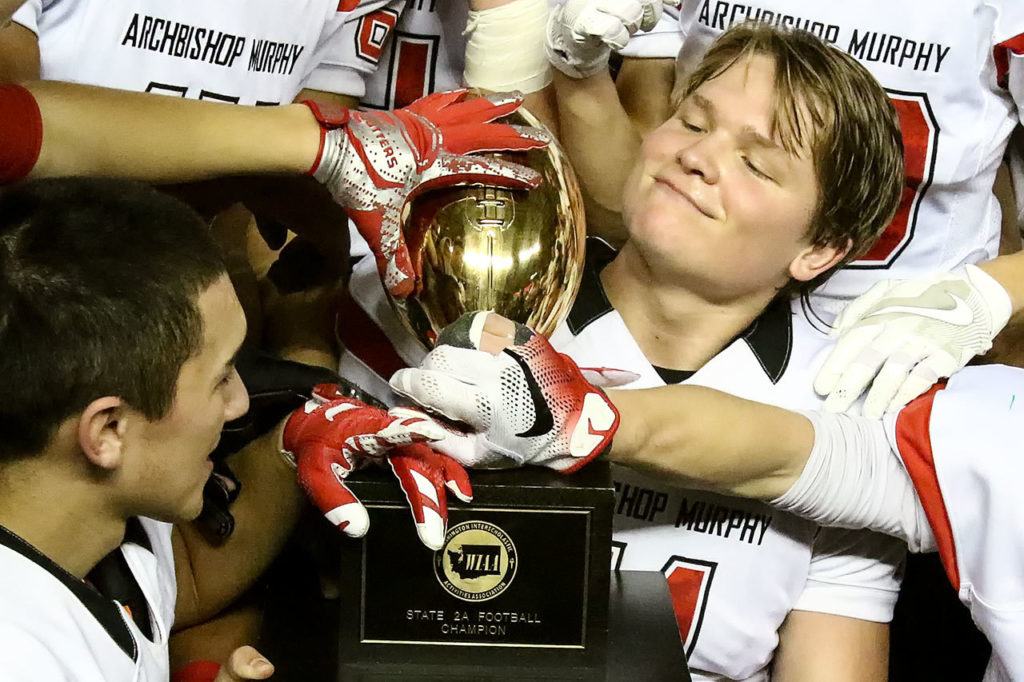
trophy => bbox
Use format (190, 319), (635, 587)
(260, 108), (688, 681)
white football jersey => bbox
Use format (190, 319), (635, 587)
(621, 0), (1024, 309)
(12, 0), (392, 104)
(337, 239), (905, 682)
(0, 518), (176, 681)
(890, 365), (1024, 682)
(323, 0), (467, 109)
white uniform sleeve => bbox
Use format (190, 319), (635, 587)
(10, 0), (42, 35)
(303, 0), (407, 98)
(617, 5), (681, 60)
(793, 527), (904, 622)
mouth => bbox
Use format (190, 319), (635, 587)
(653, 177), (718, 219)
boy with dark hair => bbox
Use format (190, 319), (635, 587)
(0, 177), (474, 681)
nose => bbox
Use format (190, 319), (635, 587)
(223, 368), (250, 422)
(676, 134), (721, 185)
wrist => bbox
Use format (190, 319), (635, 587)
(977, 254), (1024, 319)
(965, 262), (1014, 332)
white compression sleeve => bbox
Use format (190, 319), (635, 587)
(770, 411), (936, 553)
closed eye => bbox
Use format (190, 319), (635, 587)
(743, 156), (774, 181)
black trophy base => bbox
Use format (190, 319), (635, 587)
(260, 567), (689, 681)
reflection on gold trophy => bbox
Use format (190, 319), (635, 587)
(390, 109), (586, 349)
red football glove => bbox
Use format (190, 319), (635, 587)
(390, 312), (629, 473)
(303, 90), (550, 298)
(388, 443), (473, 550)
(282, 384), (446, 543)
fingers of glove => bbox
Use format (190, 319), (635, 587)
(429, 91), (526, 127)
(296, 449), (370, 538)
(436, 454), (474, 503)
(421, 344), (501, 381)
(885, 351), (958, 414)
(638, 0), (664, 30)
(814, 323), (884, 398)
(390, 367), (492, 428)
(440, 122), (550, 156)
(417, 154), (541, 195)
(401, 89), (468, 119)
(861, 343), (932, 419)
(821, 326), (898, 413)
(577, 7), (634, 47)
(388, 446), (448, 550)
(347, 211), (416, 299)
(577, 364), (641, 387)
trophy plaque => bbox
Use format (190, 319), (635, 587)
(335, 463), (615, 679)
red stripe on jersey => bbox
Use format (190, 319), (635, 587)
(171, 660), (220, 682)
(0, 85), (43, 185)
(994, 34), (1024, 89)
(335, 294), (408, 379)
(894, 381), (960, 591)
(337, 0), (359, 11)
(394, 41), (430, 108)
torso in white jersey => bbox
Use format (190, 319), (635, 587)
(325, 0), (466, 109)
(622, 0), (1024, 308)
(0, 518), (176, 681)
(890, 365), (1024, 682)
(336, 239), (905, 682)
(12, 0), (393, 104)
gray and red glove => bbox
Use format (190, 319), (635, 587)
(282, 384), (472, 550)
(303, 90), (549, 299)
(389, 312), (629, 473)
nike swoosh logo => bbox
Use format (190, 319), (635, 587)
(866, 293), (973, 326)
(504, 349), (555, 438)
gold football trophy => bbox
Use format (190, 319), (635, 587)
(390, 109), (586, 349)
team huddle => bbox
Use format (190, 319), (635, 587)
(0, 0), (1022, 681)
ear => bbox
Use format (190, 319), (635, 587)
(788, 237), (852, 283)
(77, 397), (127, 470)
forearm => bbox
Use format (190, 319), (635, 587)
(27, 81), (321, 181)
(173, 423), (304, 627)
(553, 70), (638, 241)
(606, 385), (812, 500)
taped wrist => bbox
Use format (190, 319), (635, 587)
(771, 410), (936, 553)
(464, 0), (552, 93)
(300, 99), (350, 181)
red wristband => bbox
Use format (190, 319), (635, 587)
(0, 84), (43, 184)
(299, 99), (351, 176)
(171, 660), (221, 682)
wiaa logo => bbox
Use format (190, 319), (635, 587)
(435, 521), (517, 602)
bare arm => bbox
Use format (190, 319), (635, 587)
(27, 81), (321, 181)
(772, 611), (889, 682)
(607, 384), (813, 501)
(0, 0), (23, 23)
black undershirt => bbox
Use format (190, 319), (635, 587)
(652, 366), (695, 385)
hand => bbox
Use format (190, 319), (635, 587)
(303, 91), (550, 299)
(390, 312), (623, 473)
(282, 384), (445, 541)
(387, 443), (473, 550)
(814, 264), (1013, 418)
(546, 0), (677, 79)
(213, 646), (274, 681)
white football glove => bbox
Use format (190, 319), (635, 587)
(389, 312), (636, 473)
(814, 264), (1013, 418)
(546, 0), (677, 79)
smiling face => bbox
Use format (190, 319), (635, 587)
(120, 275), (249, 523)
(621, 53), (840, 302)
